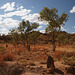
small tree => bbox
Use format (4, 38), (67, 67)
(29, 31), (40, 49)
(9, 29), (20, 47)
(10, 20), (39, 51)
(39, 7), (68, 51)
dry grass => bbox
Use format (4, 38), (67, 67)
(0, 43), (75, 62)
(2, 53), (15, 61)
(54, 51), (62, 61)
(0, 61), (7, 67)
(0, 54), (4, 61)
(56, 45), (75, 52)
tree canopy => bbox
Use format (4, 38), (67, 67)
(39, 7), (68, 51)
(39, 7), (68, 32)
(10, 20), (39, 51)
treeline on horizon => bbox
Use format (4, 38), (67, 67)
(0, 30), (75, 45)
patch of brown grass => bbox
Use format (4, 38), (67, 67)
(3, 53), (15, 61)
(0, 61), (7, 67)
(54, 51), (62, 61)
(0, 54), (4, 61)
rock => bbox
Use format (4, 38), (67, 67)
(46, 68), (55, 74)
(39, 66), (43, 69)
(26, 65), (30, 68)
(47, 56), (55, 74)
(65, 66), (75, 74)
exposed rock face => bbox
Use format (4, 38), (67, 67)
(47, 56), (55, 74)
(65, 66), (75, 74)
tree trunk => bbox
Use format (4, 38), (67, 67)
(27, 45), (30, 51)
(52, 31), (56, 51)
(27, 41), (30, 51)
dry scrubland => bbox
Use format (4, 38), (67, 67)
(0, 43), (75, 75)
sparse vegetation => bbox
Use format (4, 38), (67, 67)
(0, 5), (74, 75)
(39, 7), (68, 51)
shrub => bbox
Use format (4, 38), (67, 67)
(54, 51), (62, 61)
(3, 53), (14, 61)
(0, 54), (3, 61)
(0, 46), (5, 54)
(67, 61), (75, 66)
(0, 61), (7, 67)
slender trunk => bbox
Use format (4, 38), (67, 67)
(52, 31), (56, 51)
(34, 41), (36, 50)
(26, 33), (30, 51)
(27, 41), (30, 51)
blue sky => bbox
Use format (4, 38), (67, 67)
(0, 0), (75, 35)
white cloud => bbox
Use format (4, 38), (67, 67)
(0, 15), (3, 21)
(31, 6), (34, 8)
(0, 28), (9, 35)
(70, 6), (75, 13)
(1, 9), (31, 18)
(17, 6), (24, 10)
(21, 13), (39, 22)
(0, 2), (48, 25)
(38, 21), (48, 25)
(73, 26), (75, 28)
(37, 26), (43, 29)
(61, 26), (66, 31)
(40, 30), (45, 33)
(0, 18), (20, 28)
(0, 2), (49, 35)
(0, 2), (15, 12)
(22, 13), (48, 25)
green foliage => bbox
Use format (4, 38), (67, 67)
(63, 55), (68, 61)
(0, 46), (5, 54)
(39, 7), (68, 32)
(39, 7), (68, 51)
(56, 34), (69, 45)
(9, 20), (39, 51)
(62, 55), (75, 66)
(29, 31), (40, 44)
(18, 20), (39, 33)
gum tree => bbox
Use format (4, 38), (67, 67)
(10, 20), (39, 51)
(39, 7), (68, 51)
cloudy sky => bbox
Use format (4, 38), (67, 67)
(0, 0), (75, 35)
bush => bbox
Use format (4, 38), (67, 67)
(54, 51), (62, 61)
(0, 54), (3, 61)
(67, 61), (75, 66)
(62, 56), (75, 66)
(3, 53), (14, 61)
(0, 61), (7, 67)
(0, 46), (5, 54)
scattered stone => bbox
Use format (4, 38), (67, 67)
(29, 62), (36, 66)
(26, 65), (30, 68)
(39, 66), (43, 69)
(65, 66), (75, 74)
